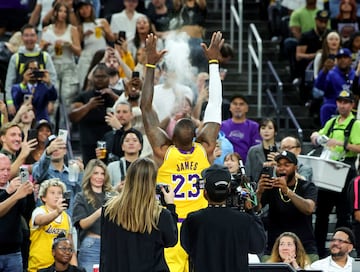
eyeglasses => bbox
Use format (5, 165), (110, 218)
(330, 238), (351, 244)
(57, 247), (74, 253)
(280, 146), (299, 151)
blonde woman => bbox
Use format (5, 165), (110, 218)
(72, 159), (114, 272)
(267, 232), (312, 269)
(100, 158), (178, 271)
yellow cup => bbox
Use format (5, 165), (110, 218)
(54, 43), (62, 56)
(95, 26), (102, 39)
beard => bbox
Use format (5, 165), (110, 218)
(128, 93), (140, 101)
(286, 172), (296, 184)
(330, 247), (346, 258)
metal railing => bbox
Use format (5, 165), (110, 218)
(285, 106), (303, 144)
(230, 0), (243, 73)
(248, 23), (263, 117)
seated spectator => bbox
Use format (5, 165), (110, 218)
(11, 59), (57, 122)
(38, 233), (85, 272)
(344, 31), (360, 66)
(331, 0), (360, 45)
(107, 128), (143, 190)
(28, 178), (76, 272)
(267, 231), (312, 270)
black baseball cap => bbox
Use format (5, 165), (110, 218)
(274, 150), (298, 165)
(202, 164), (231, 202)
(337, 90), (355, 102)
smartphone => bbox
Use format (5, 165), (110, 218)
(32, 70), (44, 78)
(261, 166), (274, 177)
(106, 107), (114, 114)
(24, 94), (32, 101)
(58, 129), (68, 142)
(132, 71), (140, 78)
(118, 31), (126, 40)
(63, 191), (71, 208)
(19, 167), (30, 183)
(27, 129), (38, 141)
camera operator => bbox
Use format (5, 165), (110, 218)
(11, 59), (58, 122)
(256, 150), (318, 262)
(180, 164), (266, 272)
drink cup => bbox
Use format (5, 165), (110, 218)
(97, 141), (107, 159)
(93, 264), (99, 272)
(54, 43), (62, 56)
(95, 26), (102, 38)
(68, 160), (80, 182)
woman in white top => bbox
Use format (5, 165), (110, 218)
(40, 2), (81, 124)
(75, 0), (114, 90)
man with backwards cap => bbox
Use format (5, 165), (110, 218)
(180, 164), (266, 272)
(311, 90), (360, 258)
(256, 150), (318, 261)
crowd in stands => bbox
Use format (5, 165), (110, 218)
(0, 0), (360, 271)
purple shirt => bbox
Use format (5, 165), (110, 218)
(220, 118), (262, 163)
(0, 0), (28, 9)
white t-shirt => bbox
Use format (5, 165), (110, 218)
(310, 255), (353, 272)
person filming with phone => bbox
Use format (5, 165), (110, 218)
(10, 59), (58, 122)
(256, 150), (319, 262)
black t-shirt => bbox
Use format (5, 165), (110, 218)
(261, 179), (318, 255)
(38, 264), (86, 272)
(298, 29), (329, 54)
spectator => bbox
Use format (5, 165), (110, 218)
(315, 48), (355, 125)
(310, 227), (355, 271)
(100, 157), (178, 271)
(256, 150), (318, 261)
(5, 24), (57, 117)
(344, 31), (360, 65)
(29, 0), (56, 34)
(180, 164), (266, 272)
(75, 0), (115, 90)
(279, 136), (313, 181)
(0, 154), (34, 272)
(107, 128), (143, 189)
(141, 32), (223, 272)
(11, 104), (36, 138)
(331, 0), (360, 44)
(32, 136), (83, 217)
(69, 63), (119, 165)
(41, 0), (78, 27)
(40, 2), (82, 126)
(147, 0), (174, 38)
(11, 59), (58, 122)
(310, 90), (360, 257)
(212, 131), (234, 165)
(28, 178), (76, 272)
(221, 95), (262, 164)
(110, 0), (145, 42)
(38, 232), (86, 272)
(72, 159), (115, 272)
(267, 231), (311, 270)
(245, 118), (278, 184)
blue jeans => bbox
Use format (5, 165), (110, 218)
(78, 236), (100, 272)
(0, 252), (22, 272)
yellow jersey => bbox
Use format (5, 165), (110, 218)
(157, 142), (210, 220)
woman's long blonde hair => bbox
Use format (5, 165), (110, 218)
(104, 158), (162, 234)
(82, 159), (113, 209)
(267, 232), (311, 269)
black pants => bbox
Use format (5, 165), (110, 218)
(314, 165), (357, 258)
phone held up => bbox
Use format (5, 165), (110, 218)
(19, 166), (30, 183)
(63, 191), (71, 208)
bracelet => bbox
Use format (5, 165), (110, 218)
(145, 63), (156, 69)
(283, 187), (290, 196)
(209, 59), (219, 64)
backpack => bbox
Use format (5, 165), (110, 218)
(14, 51), (47, 83)
(325, 116), (356, 150)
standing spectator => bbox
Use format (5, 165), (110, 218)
(221, 95), (262, 164)
(29, 0), (56, 34)
(110, 0), (145, 42)
(267, 232), (311, 270)
(107, 128), (143, 189)
(147, 0), (174, 38)
(0, 154), (34, 272)
(72, 159), (115, 272)
(245, 118), (278, 184)
(256, 151), (318, 261)
(310, 90), (360, 257)
(41, 2), (82, 126)
(180, 164), (266, 272)
(310, 227), (355, 271)
(75, 0), (115, 90)
(11, 59), (58, 122)
(100, 158), (178, 271)
(28, 178), (76, 272)
(38, 233), (86, 272)
(141, 32), (223, 272)
(5, 24), (57, 117)
(32, 137), (83, 217)
(69, 64), (119, 165)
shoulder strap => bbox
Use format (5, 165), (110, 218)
(344, 118), (356, 138)
(326, 117), (337, 137)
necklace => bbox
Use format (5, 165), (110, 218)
(279, 178), (298, 203)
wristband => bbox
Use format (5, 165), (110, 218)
(145, 63), (156, 69)
(208, 59), (219, 64)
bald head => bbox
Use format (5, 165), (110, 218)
(280, 136), (301, 156)
(0, 154), (11, 187)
